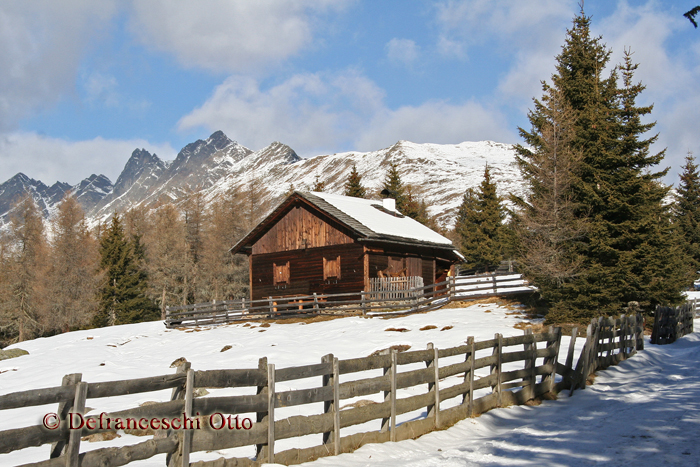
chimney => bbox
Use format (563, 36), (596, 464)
(382, 197), (396, 211)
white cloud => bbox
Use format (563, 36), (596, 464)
(0, 1), (117, 131)
(127, 0), (353, 74)
(386, 38), (420, 66)
(434, 0), (576, 113)
(595, 1), (700, 180)
(178, 71), (514, 157)
(0, 132), (175, 185)
(435, 0), (574, 55)
(488, 0), (700, 182)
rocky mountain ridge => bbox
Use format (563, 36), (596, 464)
(0, 131), (524, 229)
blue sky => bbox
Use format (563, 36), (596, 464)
(1, 0), (699, 186)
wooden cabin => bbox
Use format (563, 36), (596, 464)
(230, 191), (461, 301)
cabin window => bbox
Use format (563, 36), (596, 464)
(273, 261), (290, 285)
(323, 256), (341, 280)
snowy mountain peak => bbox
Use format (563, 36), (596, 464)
(255, 141), (301, 165)
(112, 149), (165, 198)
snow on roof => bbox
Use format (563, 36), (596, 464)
(305, 191), (453, 247)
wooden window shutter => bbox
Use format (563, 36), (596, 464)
(273, 261), (290, 285)
(323, 256), (341, 280)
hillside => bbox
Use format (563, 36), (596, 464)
(1, 303), (698, 466)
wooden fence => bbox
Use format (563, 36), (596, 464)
(165, 273), (535, 328)
(566, 314), (645, 395)
(368, 276), (424, 300)
(0, 313), (649, 467)
(651, 301), (695, 345)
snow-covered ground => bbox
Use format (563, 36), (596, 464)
(1, 301), (698, 466)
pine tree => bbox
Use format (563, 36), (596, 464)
(382, 162), (408, 212)
(344, 165), (367, 198)
(454, 188), (480, 270)
(674, 152), (700, 278)
(595, 50), (685, 311)
(517, 11), (684, 321)
(454, 165), (506, 271)
(94, 214), (158, 327)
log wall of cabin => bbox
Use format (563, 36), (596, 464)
(368, 253), (435, 286)
(251, 244), (365, 300)
(252, 205), (354, 255)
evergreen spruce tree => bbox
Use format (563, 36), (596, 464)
(517, 11), (684, 321)
(454, 188), (480, 270)
(344, 165), (367, 198)
(94, 214), (158, 327)
(674, 152), (700, 278)
(454, 165), (505, 271)
(382, 162), (408, 213)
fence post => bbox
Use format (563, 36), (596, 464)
(361, 291), (367, 316)
(571, 322), (593, 396)
(65, 381), (88, 467)
(268, 296), (274, 318)
(321, 353), (334, 447)
(333, 358), (341, 455)
(432, 347), (440, 429)
(463, 336), (475, 417)
(380, 348), (391, 433)
(565, 327), (578, 389)
(523, 328), (536, 400)
(255, 357), (268, 461)
(380, 349), (397, 440)
(390, 349), (397, 441)
(492, 273), (497, 295)
(181, 369), (194, 467)
(588, 318), (602, 380)
(543, 327), (561, 394)
(313, 293), (319, 314)
(491, 333), (502, 407)
(267, 363), (276, 464)
(636, 313), (644, 351)
(619, 315), (627, 361)
(167, 361), (191, 467)
(651, 305), (661, 345)
(426, 343), (436, 419)
(50, 373), (82, 459)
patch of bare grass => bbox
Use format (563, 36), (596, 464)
(420, 325), (437, 331)
(385, 327), (410, 332)
(513, 322), (546, 332)
(440, 325), (453, 331)
(369, 344), (411, 356)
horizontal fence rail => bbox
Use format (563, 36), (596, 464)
(165, 273), (537, 328)
(0, 311), (657, 467)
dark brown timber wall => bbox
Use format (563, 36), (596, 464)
(252, 205), (354, 255)
(251, 244), (365, 300)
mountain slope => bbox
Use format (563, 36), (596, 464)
(0, 132), (524, 230)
